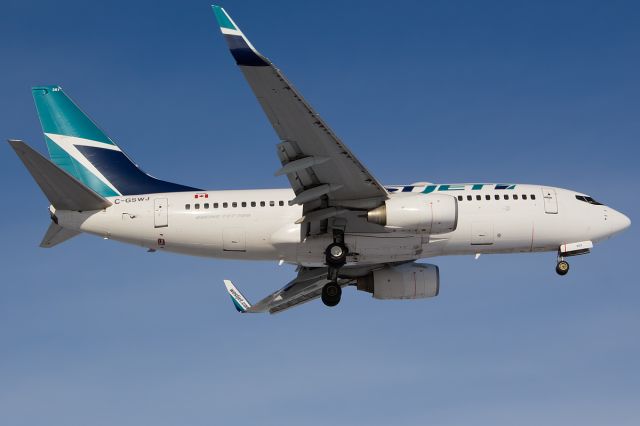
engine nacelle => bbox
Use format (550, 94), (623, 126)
(357, 263), (440, 300)
(367, 193), (458, 234)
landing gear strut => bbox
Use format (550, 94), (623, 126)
(322, 229), (348, 307)
(556, 250), (570, 276)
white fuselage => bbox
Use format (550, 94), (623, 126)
(53, 183), (629, 267)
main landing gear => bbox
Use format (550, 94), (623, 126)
(322, 229), (348, 307)
(321, 281), (342, 307)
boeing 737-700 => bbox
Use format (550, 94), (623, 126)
(9, 6), (631, 313)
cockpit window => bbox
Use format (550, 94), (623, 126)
(575, 195), (603, 205)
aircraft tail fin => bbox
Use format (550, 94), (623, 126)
(8, 139), (112, 211)
(32, 86), (200, 196)
(40, 221), (81, 248)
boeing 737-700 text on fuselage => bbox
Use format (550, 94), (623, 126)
(9, 6), (630, 313)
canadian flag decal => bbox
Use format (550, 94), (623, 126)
(194, 193), (208, 199)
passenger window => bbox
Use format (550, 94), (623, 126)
(270, 201), (275, 207)
(251, 201), (256, 207)
(503, 195), (509, 200)
(185, 204), (190, 210)
(232, 202), (237, 208)
(522, 194), (527, 200)
(494, 194), (499, 200)
(467, 195), (472, 201)
(195, 203), (200, 209)
(223, 202), (228, 208)
(457, 195), (463, 201)
(485, 195), (490, 200)
(476, 195), (481, 200)
(513, 195), (518, 200)
(204, 203), (209, 209)
(214, 203), (219, 208)
(279, 201), (284, 206)
(531, 194), (536, 200)
(260, 201), (266, 207)
(242, 202), (247, 207)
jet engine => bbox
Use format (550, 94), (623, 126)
(367, 193), (458, 234)
(356, 263), (439, 300)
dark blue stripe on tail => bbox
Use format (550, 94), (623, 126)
(76, 146), (201, 195)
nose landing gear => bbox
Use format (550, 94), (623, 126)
(554, 241), (593, 276)
(556, 259), (570, 276)
(322, 229), (348, 307)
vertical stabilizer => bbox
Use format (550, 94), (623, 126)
(32, 86), (200, 196)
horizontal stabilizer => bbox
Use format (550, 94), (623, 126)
(40, 221), (80, 248)
(9, 140), (112, 211)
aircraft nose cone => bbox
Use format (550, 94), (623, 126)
(610, 210), (631, 235)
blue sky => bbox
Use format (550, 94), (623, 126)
(1, 0), (639, 424)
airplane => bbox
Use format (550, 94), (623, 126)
(9, 5), (630, 314)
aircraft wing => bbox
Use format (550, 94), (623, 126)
(212, 6), (388, 232)
(224, 267), (352, 314)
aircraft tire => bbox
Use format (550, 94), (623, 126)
(556, 260), (570, 276)
(325, 242), (348, 267)
(321, 282), (342, 307)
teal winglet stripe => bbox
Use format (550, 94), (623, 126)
(212, 5), (236, 30)
(230, 295), (245, 312)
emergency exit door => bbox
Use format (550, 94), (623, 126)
(154, 198), (168, 228)
(542, 187), (558, 214)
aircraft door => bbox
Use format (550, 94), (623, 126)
(154, 198), (168, 228)
(223, 228), (246, 252)
(542, 187), (558, 214)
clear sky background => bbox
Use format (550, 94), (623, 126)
(1, 0), (639, 424)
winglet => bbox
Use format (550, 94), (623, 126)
(223, 279), (252, 313)
(211, 5), (269, 66)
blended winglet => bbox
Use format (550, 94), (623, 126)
(223, 279), (252, 312)
(211, 5), (269, 66)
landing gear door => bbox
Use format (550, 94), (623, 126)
(154, 198), (168, 228)
(542, 187), (558, 214)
